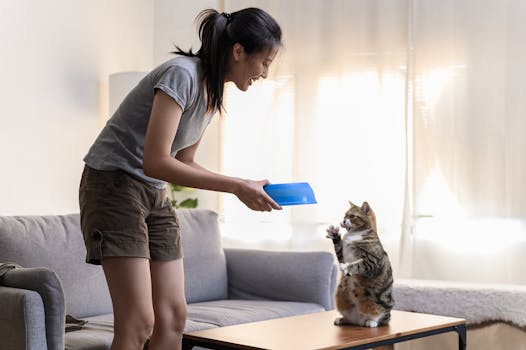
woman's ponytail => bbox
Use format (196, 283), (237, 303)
(173, 8), (282, 113)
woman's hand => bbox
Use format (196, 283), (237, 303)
(234, 179), (282, 212)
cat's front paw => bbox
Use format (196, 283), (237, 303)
(326, 225), (340, 239)
(333, 317), (348, 326)
(364, 320), (378, 328)
(339, 262), (352, 276)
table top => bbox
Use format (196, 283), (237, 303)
(184, 310), (466, 350)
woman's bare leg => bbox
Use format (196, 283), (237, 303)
(102, 257), (155, 350)
(149, 259), (187, 350)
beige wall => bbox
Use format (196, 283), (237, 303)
(0, 0), (221, 215)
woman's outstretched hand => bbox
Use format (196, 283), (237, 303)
(234, 179), (282, 212)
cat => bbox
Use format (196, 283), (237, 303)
(326, 201), (394, 327)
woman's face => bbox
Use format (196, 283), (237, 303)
(226, 44), (279, 91)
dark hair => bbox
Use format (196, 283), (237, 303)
(173, 8), (282, 113)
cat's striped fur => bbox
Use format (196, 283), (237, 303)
(326, 201), (394, 327)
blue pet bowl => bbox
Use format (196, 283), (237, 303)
(263, 182), (317, 206)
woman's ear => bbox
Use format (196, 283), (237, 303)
(232, 43), (245, 62)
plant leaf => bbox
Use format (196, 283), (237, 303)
(178, 198), (198, 208)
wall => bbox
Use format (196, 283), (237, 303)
(0, 1), (153, 214)
(0, 1), (221, 215)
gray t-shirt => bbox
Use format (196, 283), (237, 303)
(84, 56), (213, 188)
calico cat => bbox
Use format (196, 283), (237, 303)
(326, 201), (394, 327)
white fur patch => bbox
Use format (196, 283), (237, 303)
(365, 320), (378, 328)
(342, 231), (366, 261)
(339, 308), (385, 328)
(343, 230), (366, 243)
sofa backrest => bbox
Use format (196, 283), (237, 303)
(177, 209), (228, 303)
(0, 214), (112, 318)
(0, 209), (227, 317)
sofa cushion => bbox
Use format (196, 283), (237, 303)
(66, 300), (324, 350)
(64, 315), (216, 350)
(0, 214), (112, 318)
(177, 209), (228, 303)
(186, 299), (325, 330)
(70, 313), (217, 345)
(65, 313), (113, 350)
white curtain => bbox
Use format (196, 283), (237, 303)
(409, 0), (526, 284)
(220, 0), (526, 285)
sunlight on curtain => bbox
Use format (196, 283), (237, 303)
(221, 0), (408, 270)
(410, 0), (526, 284)
(220, 0), (526, 285)
(221, 77), (295, 225)
(312, 71), (406, 235)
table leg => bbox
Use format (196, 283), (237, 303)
(182, 340), (193, 350)
(455, 324), (467, 350)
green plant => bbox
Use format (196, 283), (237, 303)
(169, 183), (198, 209)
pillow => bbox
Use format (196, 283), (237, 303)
(177, 209), (228, 303)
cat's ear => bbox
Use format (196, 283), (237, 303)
(349, 201), (358, 208)
(361, 201), (373, 214)
(362, 202), (377, 230)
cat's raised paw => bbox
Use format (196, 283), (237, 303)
(326, 225), (340, 239)
(339, 262), (352, 276)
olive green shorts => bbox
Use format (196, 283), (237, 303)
(79, 166), (182, 265)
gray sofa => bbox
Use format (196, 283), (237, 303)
(0, 209), (337, 350)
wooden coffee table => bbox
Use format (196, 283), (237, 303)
(183, 310), (466, 350)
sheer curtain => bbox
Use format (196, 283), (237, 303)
(220, 0), (526, 285)
(409, 0), (526, 284)
(220, 0), (407, 269)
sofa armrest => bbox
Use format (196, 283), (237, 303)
(224, 248), (337, 310)
(0, 286), (48, 350)
(1, 267), (65, 350)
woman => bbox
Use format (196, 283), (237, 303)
(79, 8), (282, 350)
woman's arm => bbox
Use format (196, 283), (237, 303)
(143, 90), (281, 212)
(173, 138), (211, 173)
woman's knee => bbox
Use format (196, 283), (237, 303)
(150, 259), (187, 334)
(156, 302), (187, 334)
(115, 310), (155, 342)
(102, 258), (155, 343)
(173, 303), (187, 332)
(138, 311), (156, 336)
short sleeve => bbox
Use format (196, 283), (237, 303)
(154, 65), (195, 110)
